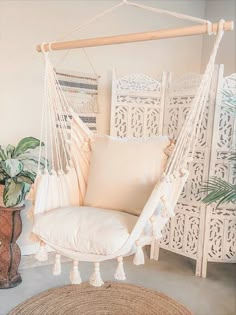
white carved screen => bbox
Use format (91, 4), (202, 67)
(110, 66), (236, 277)
(160, 68), (222, 276)
(110, 69), (166, 137)
(202, 67), (236, 277)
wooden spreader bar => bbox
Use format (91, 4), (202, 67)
(37, 21), (234, 52)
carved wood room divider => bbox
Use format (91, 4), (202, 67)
(110, 66), (236, 277)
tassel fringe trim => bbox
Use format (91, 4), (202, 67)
(114, 256), (126, 281)
(53, 254), (61, 276)
(30, 232), (41, 243)
(89, 262), (104, 287)
(70, 261), (82, 284)
(35, 244), (48, 262)
(133, 241), (145, 265)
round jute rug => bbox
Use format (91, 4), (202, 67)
(8, 282), (192, 315)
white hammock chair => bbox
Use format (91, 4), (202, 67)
(29, 1), (233, 286)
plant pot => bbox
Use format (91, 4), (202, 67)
(0, 184), (5, 207)
(0, 205), (24, 288)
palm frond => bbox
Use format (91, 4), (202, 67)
(201, 177), (236, 207)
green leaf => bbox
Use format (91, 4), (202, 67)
(14, 137), (44, 157)
(0, 146), (7, 161)
(22, 181), (31, 199)
(6, 144), (15, 158)
(1, 159), (23, 178)
(0, 171), (6, 182)
(0, 168), (8, 184)
(17, 170), (36, 184)
(18, 155), (49, 172)
(201, 177), (236, 207)
(3, 179), (25, 207)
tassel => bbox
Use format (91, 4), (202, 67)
(114, 256), (126, 281)
(160, 195), (172, 217)
(70, 261), (82, 284)
(150, 216), (156, 259)
(89, 262), (104, 287)
(29, 232), (41, 243)
(53, 254), (61, 276)
(133, 241), (145, 265)
(35, 242), (48, 262)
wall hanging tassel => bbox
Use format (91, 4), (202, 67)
(133, 240), (145, 265)
(114, 256), (126, 281)
(89, 262), (104, 287)
(53, 253), (61, 276)
(70, 260), (82, 284)
(35, 241), (48, 262)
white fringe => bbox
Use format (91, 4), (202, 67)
(53, 254), (61, 276)
(89, 262), (104, 287)
(70, 261), (82, 284)
(35, 244), (48, 262)
(133, 241), (145, 265)
(114, 256), (126, 281)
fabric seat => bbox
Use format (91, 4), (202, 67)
(33, 206), (138, 256)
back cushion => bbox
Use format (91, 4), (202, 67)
(84, 135), (170, 216)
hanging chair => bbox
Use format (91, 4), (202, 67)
(28, 0), (233, 286)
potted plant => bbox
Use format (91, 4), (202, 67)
(0, 137), (45, 207)
(0, 137), (47, 288)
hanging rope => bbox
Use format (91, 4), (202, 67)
(124, 0), (214, 34)
(166, 20), (225, 175)
(52, 0), (215, 71)
(55, 1), (125, 71)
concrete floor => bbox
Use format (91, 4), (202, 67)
(0, 250), (235, 315)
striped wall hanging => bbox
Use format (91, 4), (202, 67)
(55, 69), (99, 132)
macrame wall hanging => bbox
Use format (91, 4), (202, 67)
(55, 69), (99, 131)
(56, 70), (99, 114)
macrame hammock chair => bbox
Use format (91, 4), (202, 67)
(29, 0), (233, 286)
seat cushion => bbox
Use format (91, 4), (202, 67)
(84, 135), (170, 216)
(33, 206), (138, 256)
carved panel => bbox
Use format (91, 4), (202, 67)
(131, 107), (145, 137)
(225, 220), (236, 260)
(185, 216), (200, 256)
(116, 73), (161, 93)
(161, 203), (201, 259)
(217, 111), (234, 149)
(171, 213), (185, 251)
(208, 218), (224, 260)
(205, 71), (236, 265)
(111, 70), (164, 137)
(113, 106), (129, 138)
(161, 219), (171, 247)
(146, 108), (161, 136)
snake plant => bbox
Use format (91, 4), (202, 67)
(0, 137), (46, 207)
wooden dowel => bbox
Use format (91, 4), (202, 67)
(36, 20), (234, 52)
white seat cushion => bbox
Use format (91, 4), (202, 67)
(33, 206), (138, 256)
(84, 135), (170, 216)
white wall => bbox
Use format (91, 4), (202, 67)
(201, 0), (236, 74)
(0, 0), (211, 253)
